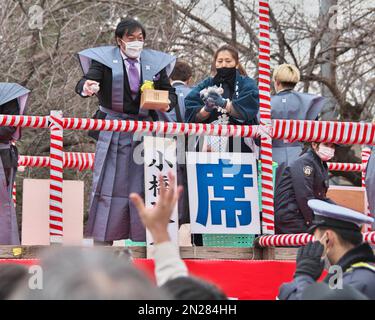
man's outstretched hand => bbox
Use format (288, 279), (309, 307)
(130, 171), (183, 244)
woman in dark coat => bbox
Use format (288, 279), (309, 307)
(185, 45), (259, 154)
(184, 45), (259, 245)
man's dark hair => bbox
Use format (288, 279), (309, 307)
(115, 18), (146, 40)
(319, 227), (363, 247)
(170, 60), (193, 82)
(161, 276), (228, 300)
(0, 264), (28, 300)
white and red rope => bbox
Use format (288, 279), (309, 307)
(0, 114), (259, 138)
(49, 111), (64, 243)
(18, 153), (366, 174)
(327, 162), (363, 172)
(64, 118), (375, 145)
(273, 120), (375, 146)
(258, 233), (313, 247)
(258, 0), (274, 234)
(19, 153), (95, 170)
(257, 232), (375, 247)
(1, 114), (375, 146)
(63, 117), (259, 138)
(19, 155), (50, 168)
(0, 115), (49, 129)
(363, 231), (375, 244)
(64, 152), (94, 171)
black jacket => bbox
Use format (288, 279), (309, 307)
(275, 149), (332, 234)
(279, 243), (375, 300)
(75, 58), (178, 140)
(0, 98), (19, 168)
(323, 243), (375, 299)
(76, 59), (177, 114)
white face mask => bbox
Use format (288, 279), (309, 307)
(121, 40), (144, 59)
(316, 144), (335, 161)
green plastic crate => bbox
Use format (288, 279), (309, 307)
(202, 161), (278, 247)
(202, 234), (255, 247)
(124, 239), (146, 247)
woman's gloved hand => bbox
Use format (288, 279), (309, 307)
(206, 91), (227, 108)
(203, 97), (217, 112)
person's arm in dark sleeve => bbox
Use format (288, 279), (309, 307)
(184, 78), (212, 123)
(278, 275), (315, 300)
(230, 77), (259, 124)
(289, 158), (316, 227)
(153, 68), (177, 112)
(75, 59), (104, 97)
(278, 241), (324, 300)
(0, 99), (20, 140)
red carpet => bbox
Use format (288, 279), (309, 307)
(0, 258), (298, 300)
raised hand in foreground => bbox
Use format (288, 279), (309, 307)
(130, 171), (183, 244)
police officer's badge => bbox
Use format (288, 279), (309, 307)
(303, 166), (313, 176)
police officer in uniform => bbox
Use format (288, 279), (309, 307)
(275, 142), (336, 234)
(278, 199), (375, 300)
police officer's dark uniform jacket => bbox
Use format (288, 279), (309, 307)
(279, 243), (375, 300)
(327, 243), (375, 298)
(275, 149), (332, 234)
(278, 200), (375, 300)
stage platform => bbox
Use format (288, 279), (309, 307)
(0, 245), (301, 260)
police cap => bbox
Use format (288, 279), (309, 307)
(307, 199), (374, 234)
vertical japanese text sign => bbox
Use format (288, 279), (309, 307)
(144, 136), (179, 246)
(186, 152), (260, 234)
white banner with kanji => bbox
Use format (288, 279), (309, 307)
(144, 136), (179, 246)
(186, 152), (261, 234)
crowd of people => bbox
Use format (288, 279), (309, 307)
(0, 17), (374, 300)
